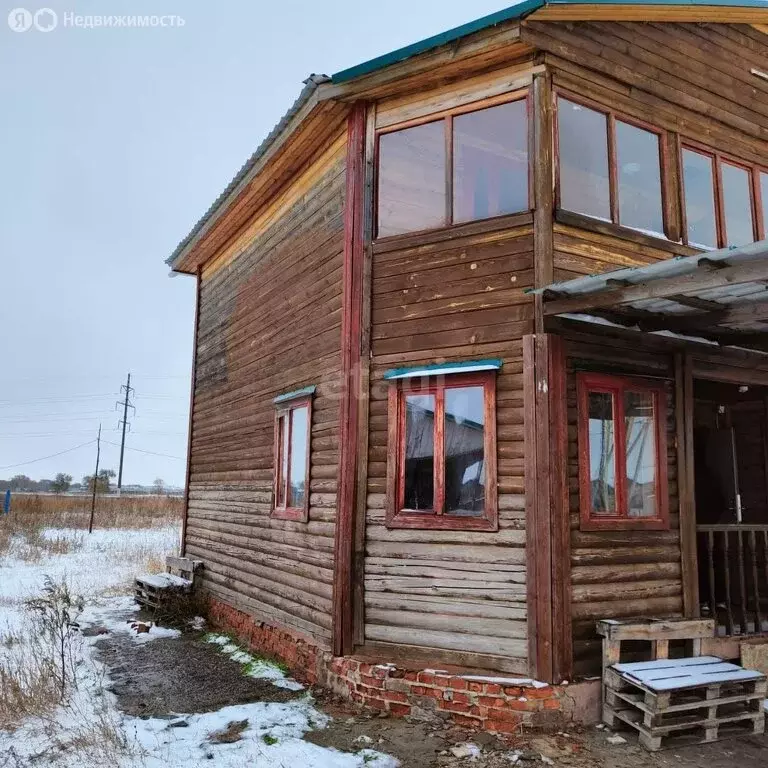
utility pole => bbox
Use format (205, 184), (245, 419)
(115, 373), (135, 494)
(88, 424), (101, 534)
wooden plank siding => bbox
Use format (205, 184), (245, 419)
(184, 135), (347, 648)
(562, 333), (682, 676)
(362, 218), (535, 673)
(522, 22), (768, 161)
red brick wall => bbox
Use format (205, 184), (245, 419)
(207, 596), (574, 734)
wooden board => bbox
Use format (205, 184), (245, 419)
(614, 657), (764, 692)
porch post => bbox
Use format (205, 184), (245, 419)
(524, 333), (572, 683)
(676, 352), (700, 617)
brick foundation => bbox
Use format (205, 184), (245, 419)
(207, 597), (591, 734)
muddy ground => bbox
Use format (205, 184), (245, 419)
(94, 624), (768, 768)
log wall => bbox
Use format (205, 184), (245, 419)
(562, 332), (682, 676)
(363, 217), (535, 673)
(184, 134), (347, 647)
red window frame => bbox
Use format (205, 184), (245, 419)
(272, 395), (312, 522)
(374, 91), (531, 240)
(386, 371), (498, 531)
(576, 373), (669, 532)
(554, 90), (670, 238)
(680, 141), (767, 249)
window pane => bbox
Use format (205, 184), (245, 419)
(444, 386), (485, 517)
(278, 415), (288, 507)
(288, 406), (308, 508)
(588, 392), (617, 515)
(453, 101), (528, 223)
(761, 172), (768, 237)
(404, 394), (435, 511)
(378, 121), (446, 237)
(722, 162), (754, 247)
(616, 121), (664, 236)
(624, 391), (657, 518)
(683, 149), (717, 249)
(558, 98), (610, 220)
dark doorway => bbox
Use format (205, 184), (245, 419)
(694, 380), (768, 635)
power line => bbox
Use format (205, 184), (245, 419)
(101, 439), (183, 461)
(0, 439), (96, 471)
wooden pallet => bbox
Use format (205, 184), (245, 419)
(134, 572), (192, 611)
(604, 656), (766, 750)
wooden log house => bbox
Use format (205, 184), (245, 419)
(167, 0), (768, 720)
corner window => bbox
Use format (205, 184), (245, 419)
(386, 373), (498, 530)
(682, 145), (765, 249)
(557, 96), (665, 237)
(376, 96), (529, 238)
(273, 392), (312, 522)
(577, 373), (669, 531)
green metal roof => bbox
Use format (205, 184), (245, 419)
(331, 0), (768, 83)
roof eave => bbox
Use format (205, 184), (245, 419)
(167, 74), (331, 273)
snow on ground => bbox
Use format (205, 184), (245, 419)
(206, 633), (306, 691)
(0, 526), (398, 768)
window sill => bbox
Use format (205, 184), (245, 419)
(386, 512), (499, 532)
(272, 506), (308, 523)
(372, 211), (534, 254)
(555, 210), (701, 258)
(580, 515), (669, 532)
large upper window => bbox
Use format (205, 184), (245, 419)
(376, 97), (529, 238)
(557, 96), (665, 237)
(577, 373), (669, 531)
(273, 391), (312, 522)
(682, 145), (767, 249)
(386, 372), (498, 530)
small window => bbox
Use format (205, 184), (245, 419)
(376, 97), (529, 238)
(682, 144), (763, 249)
(577, 373), (669, 531)
(273, 394), (312, 521)
(557, 96), (665, 236)
(387, 373), (498, 530)
(760, 171), (768, 239)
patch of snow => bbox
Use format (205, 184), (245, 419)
(461, 675), (550, 689)
(130, 700), (398, 767)
(82, 596), (181, 643)
(206, 632), (306, 692)
(449, 742), (481, 759)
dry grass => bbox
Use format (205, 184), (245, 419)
(0, 494), (182, 561)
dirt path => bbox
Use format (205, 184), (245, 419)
(93, 620), (768, 768)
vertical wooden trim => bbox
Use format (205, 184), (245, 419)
(524, 335), (542, 677)
(352, 104), (376, 646)
(333, 102), (367, 657)
(434, 388), (446, 514)
(524, 334), (555, 682)
(607, 113), (619, 226)
(533, 71), (554, 335)
(548, 335), (572, 682)
(386, 385), (400, 528)
(663, 132), (681, 243)
(180, 266), (201, 557)
(680, 353), (700, 617)
(445, 114), (454, 227)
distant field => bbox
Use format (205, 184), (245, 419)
(3, 493), (183, 534)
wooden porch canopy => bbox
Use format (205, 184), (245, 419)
(531, 240), (768, 353)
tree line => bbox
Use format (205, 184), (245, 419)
(1, 473), (168, 494)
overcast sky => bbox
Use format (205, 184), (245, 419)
(1, 0), (508, 487)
